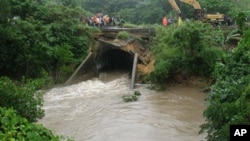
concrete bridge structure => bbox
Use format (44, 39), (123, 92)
(65, 27), (155, 88)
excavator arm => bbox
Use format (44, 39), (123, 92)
(167, 0), (182, 25)
(179, 0), (203, 20)
(179, 0), (224, 22)
(179, 0), (201, 10)
(168, 0), (181, 15)
(168, 0), (226, 25)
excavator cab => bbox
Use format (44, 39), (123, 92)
(193, 9), (204, 20)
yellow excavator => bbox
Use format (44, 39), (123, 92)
(167, 0), (183, 25)
(168, 0), (228, 25)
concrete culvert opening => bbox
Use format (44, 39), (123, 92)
(96, 49), (134, 73)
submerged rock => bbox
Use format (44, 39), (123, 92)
(134, 90), (141, 96)
(122, 94), (138, 102)
(122, 90), (142, 102)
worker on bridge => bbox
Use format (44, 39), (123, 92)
(178, 14), (183, 26)
(118, 17), (125, 27)
(162, 16), (168, 26)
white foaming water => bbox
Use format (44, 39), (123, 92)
(39, 73), (207, 141)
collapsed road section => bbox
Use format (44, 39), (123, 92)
(65, 29), (154, 88)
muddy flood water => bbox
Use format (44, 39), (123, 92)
(39, 72), (207, 141)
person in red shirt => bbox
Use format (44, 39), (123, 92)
(162, 16), (168, 26)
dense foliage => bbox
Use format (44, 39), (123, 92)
(0, 76), (75, 140)
(0, 0), (96, 82)
(79, 0), (250, 24)
(0, 77), (45, 122)
(0, 0), (250, 141)
(0, 107), (72, 141)
(148, 18), (250, 140)
(236, 12), (248, 34)
(147, 22), (223, 84)
(1, 0), (249, 81)
(0, 0), (96, 140)
(200, 29), (250, 141)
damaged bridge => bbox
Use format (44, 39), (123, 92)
(65, 27), (155, 88)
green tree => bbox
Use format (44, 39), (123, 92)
(0, 107), (72, 140)
(199, 0), (235, 15)
(200, 29), (250, 141)
(132, 1), (165, 24)
(0, 77), (45, 122)
(0, 0), (11, 23)
(0, 0), (94, 82)
(147, 22), (223, 84)
(236, 12), (247, 34)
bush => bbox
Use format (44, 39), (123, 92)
(0, 2), (94, 82)
(147, 21), (223, 84)
(0, 77), (44, 122)
(200, 29), (250, 141)
(0, 107), (71, 141)
(116, 31), (131, 40)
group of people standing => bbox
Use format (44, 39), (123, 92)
(81, 13), (125, 27)
(83, 14), (174, 27)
